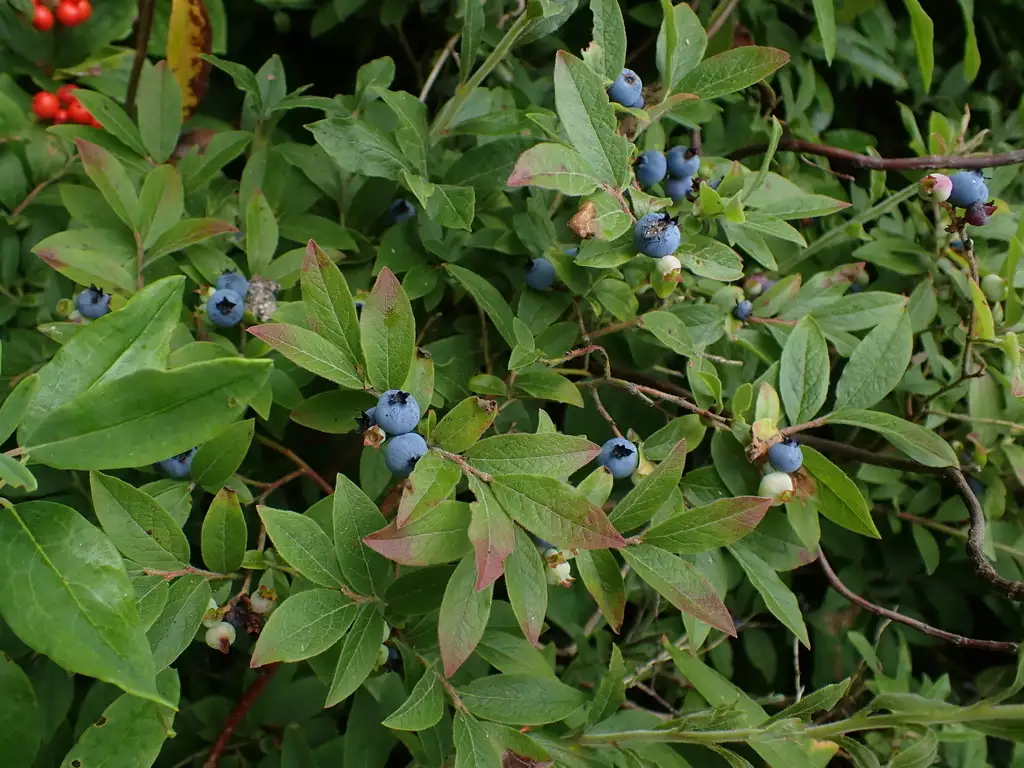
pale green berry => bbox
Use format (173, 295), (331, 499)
(249, 591), (276, 615)
(201, 598), (221, 628)
(205, 621), (236, 653)
(375, 645), (390, 670)
(981, 274), (1008, 303)
(758, 471), (794, 506)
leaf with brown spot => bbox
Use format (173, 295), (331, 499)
(568, 200), (599, 239)
(167, 0), (212, 120)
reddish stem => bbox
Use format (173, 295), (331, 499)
(255, 434), (333, 495)
(203, 664), (280, 768)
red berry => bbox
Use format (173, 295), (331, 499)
(90, 116), (102, 129)
(31, 4), (54, 31)
(56, 84), (78, 105)
(68, 100), (91, 125)
(31, 91), (60, 120)
(55, 0), (83, 26)
(76, 0), (90, 21)
(53, 108), (69, 125)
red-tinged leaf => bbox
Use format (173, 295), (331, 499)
(643, 496), (772, 554)
(506, 143), (601, 195)
(396, 451), (461, 528)
(490, 475), (625, 550)
(363, 501), (471, 566)
(467, 478), (515, 591)
(439, 555), (492, 677)
(621, 544), (736, 636)
(360, 266), (415, 391)
(247, 322), (363, 390)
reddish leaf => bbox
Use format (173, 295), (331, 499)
(363, 501), (470, 566)
(467, 479), (515, 591)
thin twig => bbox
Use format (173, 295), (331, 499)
(925, 410), (1024, 434)
(419, 33), (460, 103)
(706, 0), (741, 39)
(125, 0), (158, 114)
(881, 508), (1024, 564)
(144, 566), (234, 581)
(796, 435), (944, 475)
(817, 549), (1017, 654)
(11, 158), (78, 216)
(255, 434), (333, 495)
(591, 387), (623, 438)
(256, 468), (305, 504)
(589, 317), (643, 340)
(432, 447), (494, 483)
(203, 665), (281, 768)
(958, 228), (980, 379)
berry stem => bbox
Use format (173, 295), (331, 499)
(144, 566), (235, 581)
(254, 434), (334, 494)
(432, 447), (493, 483)
(203, 664), (280, 768)
(10, 157), (78, 217)
(125, 0), (158, 114)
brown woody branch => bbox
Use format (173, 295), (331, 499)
(817, 549), (1018, 655)
(125, 0), (158, 114)
(203, 664), (280, 767)
(728, 138), (1024, 172)
(255, 434), (334, 495)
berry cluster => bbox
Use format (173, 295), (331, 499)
(920, 170), (997, 226)
(633, 145), (701, 204)
(607, 68), (644, 109)
(206, 270), (249, 328)
(364, 390), (427, 477)
(30, 0), (91, 31)
(32, 84), (98, 127)
(758, 438), (804, 506)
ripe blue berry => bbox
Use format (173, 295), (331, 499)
(733, 299), (753, 321)
(387, 199), (416, 224)
(76, 286), (111, 319)
(216, 270), (249, 298)
(633, 213), (681, 258)
(627, 93), (645, 109)
(666, 146), (700, 178)
(635, 151), (667, 188)
(665, 175), (693, 202)
(527, 257), (556, 290)
(608, 68), (642, 106)
(357, 406), (377, 432)
(375, 390), (420, 435)
(767, 439), (803, 473)
(946, 170), (989, 209)
(207, 289), (244, 327)
(384, 432), (428, 476)
(158, 448), (197, 479)
(598, 437), (639, 479)
(564, 247), (578, 257)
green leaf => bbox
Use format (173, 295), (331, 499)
(251, 589), (356, 666)
(458, 674), (586, 725)
(360, 267), (415, 391)
(332, 474), (392, 597)
(201, 489), (247, 573)
(663, 644), (765, 724)
(676, 47), (791, 100)
(144, 218), (236, 265)
(468, 480), (516, 590)
(770, 679), (850, 721)
(364, 501), (471, 566)
(644, 496), (772, 554)
(834, 311), (912, 411)
(184, 131), (253, 191)
(656, 0), (706, 92)
(147, 575), (212, 670)
(575, 548), (626, 633)
(433, 397), (497, 453)
(245, 190), (278, 274)
(641, 311), (697, 356)
(32, 228), (136, 295)
(191, 418), (254, 492)
(812, 0), (836, 63)
(621, 544), (735, 636)
(587, 645), (625, 726)
(439, 555), (493, 676)
(309, 117), (411, 181)
(454, 712), (501, 768)
(0, 502), (164, 705)
(504, 527), (547, 644)
(249, 323), (363, 389)
(969, 278), (996, 342)
(23, 359), (272, 470)
(301, 240), (363, 370)
(593, 278), (638, 321)
(90, 471), (190, 570)
(138, 166), (184, 250)
(507, 143), (600, 196)
(444, 263), (517, 349)
(610, 439), (688, 532)
(465, 433), (600, 477)
(476, 627), (553, 678)
(0, 655), (41, 768)
(136, 62), (183, 164)
(384, 668), (445, 730)
(0, 374), (38, 445)
(0, 455), (36, 492)
(374, 88), (429, 175)
(809, 291), (906, 333)
(728, 542), (809, 647)
(424, 182), (477, 230)
(260, 505), (345, 588)
(59, 669), (179, 768)
(458, 0), (485, 82)
(780, 316), (829, 425)
(491, 474), (625, 550)
(71, 91), (148, 157)
(396, 452), (462, 527)
(325, 603), (386, 707)
(956, 0), (980, 83)
(513, 370), (584, 407)
(801, 446), (880, 538)
(75, 139), (138, 231)
(903, 0), (934, 92)
(824, 409), (957, 468)
(553, 50), (630, 187)
(676, 236), (744, 281)
(589, 0), (627, 81)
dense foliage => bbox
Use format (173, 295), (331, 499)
(0, 0), (1022, 766)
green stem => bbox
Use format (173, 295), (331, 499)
(428, 10), (534, 143)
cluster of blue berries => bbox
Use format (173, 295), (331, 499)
(364, 390), (426, 477)
(634, 146), (701, 204)
(607, 68), (644, 109)
(920, 170), (995, 226)
(75, 285), (111, 319)
(207, 271), (249, 328)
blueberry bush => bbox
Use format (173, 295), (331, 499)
(0, 0), (1023, 766)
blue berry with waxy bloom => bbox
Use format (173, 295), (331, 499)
(216, 270), (249, 298)
(635, 150), (667, 187)
(158, 448), (197, 479)
(207, 288), (244, 327)
(666, 146), (700, 178)
(607, 68), (642, 106)
(375, 390), (420, 435)
(627, 93), (645, 109)
(564, 247), (578, 257)
(665, 175), (693, 202)
(946, 170), (989, 209)
(633, 212), (681, 258)
(387, 199), (416, 224)
(76, 285), (111, 319)
(767, 439), (803, 473)
(356, 406), (377, 432)
(526, 257), (556, 290)
(598, 437), (639, 479)
(383, 432), (428, 476)
(733, 299), (753, 321)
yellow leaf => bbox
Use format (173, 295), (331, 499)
(166, 0), (212, 120)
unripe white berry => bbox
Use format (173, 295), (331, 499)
(249, 588), (276, 615)
(201, 598), (221, 628)
(919, 173), (952, 203)
(657, 254), (681, 275)
(546, 561), (573, 585)
(205, 621), (236, 653)
(759, 471), (794, 506)
(374, 644), (389, 670)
